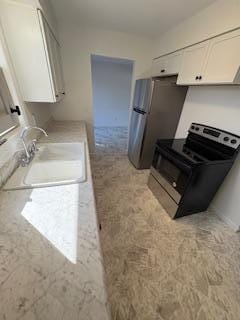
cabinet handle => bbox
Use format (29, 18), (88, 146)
(55, 94), (59, 98)
(62, 92), (65, 95)
(199, 76), (202, 80)
(10, 105), (21, 116)
(161, 69), (165, 73)
(195, 76), (199, 80)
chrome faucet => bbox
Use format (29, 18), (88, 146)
(20, 126), (48, 166)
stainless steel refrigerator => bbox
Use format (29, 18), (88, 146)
(128, 76), (188, 169)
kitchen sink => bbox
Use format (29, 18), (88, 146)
(3, 143), (86, 190)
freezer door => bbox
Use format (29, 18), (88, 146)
(128, 108), (147, 168)
(132, 79), (142, 108)
(132, 79), (152, 112)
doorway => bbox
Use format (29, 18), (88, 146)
(91, 54), (134, 154)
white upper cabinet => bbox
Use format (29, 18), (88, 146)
(165, 51), (183, 76)
(177, 41), (210, 85)
(202, 29), (240, 84)
(0, 0), (65, 103)
(151, 56), (167, 77)
(177, 29), (240, 85)
(152, 51), (183, 77)
(40, 11), (65, 99)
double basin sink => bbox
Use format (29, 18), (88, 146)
(4, 143), (86, 190)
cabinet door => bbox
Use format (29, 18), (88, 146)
(166, 51), (183, 75)
(151, 56), (167, 77)
(39, 11), (64, 101)
(43, 24), (59, 100)
(202, 29), (240, 84)
(49, 36), (65, 99)
(0, 68), (18, 134)
(0, 1), (54, 102)
(177, 41), (210, 85)
(53, 40), (65, 96)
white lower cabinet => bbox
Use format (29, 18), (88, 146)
(0, 0), (65, 103)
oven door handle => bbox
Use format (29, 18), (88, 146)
(156, 146), (192, 173)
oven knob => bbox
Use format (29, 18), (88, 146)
(195, 127), (200, 131)
(172, 182), (177, 188)
(191, 125), (195, 130)
(223, 137), (229, 142)
(231, 139), (237, 144)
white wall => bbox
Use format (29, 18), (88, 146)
(91, 57), (133, 127)
(25, 102), (52, 128)
(175, 87), (240, 138)
(154, 0), (240, 230)
(51, 24), (154, 148)
(154, 0), (240, 57)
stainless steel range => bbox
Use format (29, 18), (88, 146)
(148, 123), (240, 219)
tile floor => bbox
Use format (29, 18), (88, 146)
(94, 127), (128, 154)
(91, 127), (240, 320)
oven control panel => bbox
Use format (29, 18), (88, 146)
(189, 123), (240, 149)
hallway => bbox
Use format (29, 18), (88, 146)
(91, 132), (240, 320)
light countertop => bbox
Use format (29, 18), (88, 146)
(0, 121), (110, 320)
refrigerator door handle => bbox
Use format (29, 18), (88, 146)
(133, 107), (146, 115)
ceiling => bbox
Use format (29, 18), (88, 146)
(51, 0), (217, 38)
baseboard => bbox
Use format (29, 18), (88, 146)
(209, 205), (240, 232)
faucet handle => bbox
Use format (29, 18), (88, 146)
(32, 139), (37, 153)
(29, 139), (37, 155)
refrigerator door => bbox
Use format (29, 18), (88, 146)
(128, 109), (147, 167)
(128, 79), (152, 168)
(140, 77), (188, 168)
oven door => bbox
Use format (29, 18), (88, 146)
(151, 146), (191, 204)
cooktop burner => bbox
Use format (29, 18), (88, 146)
(156, 138), (228, 165)
(156, 123), (240, 166)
